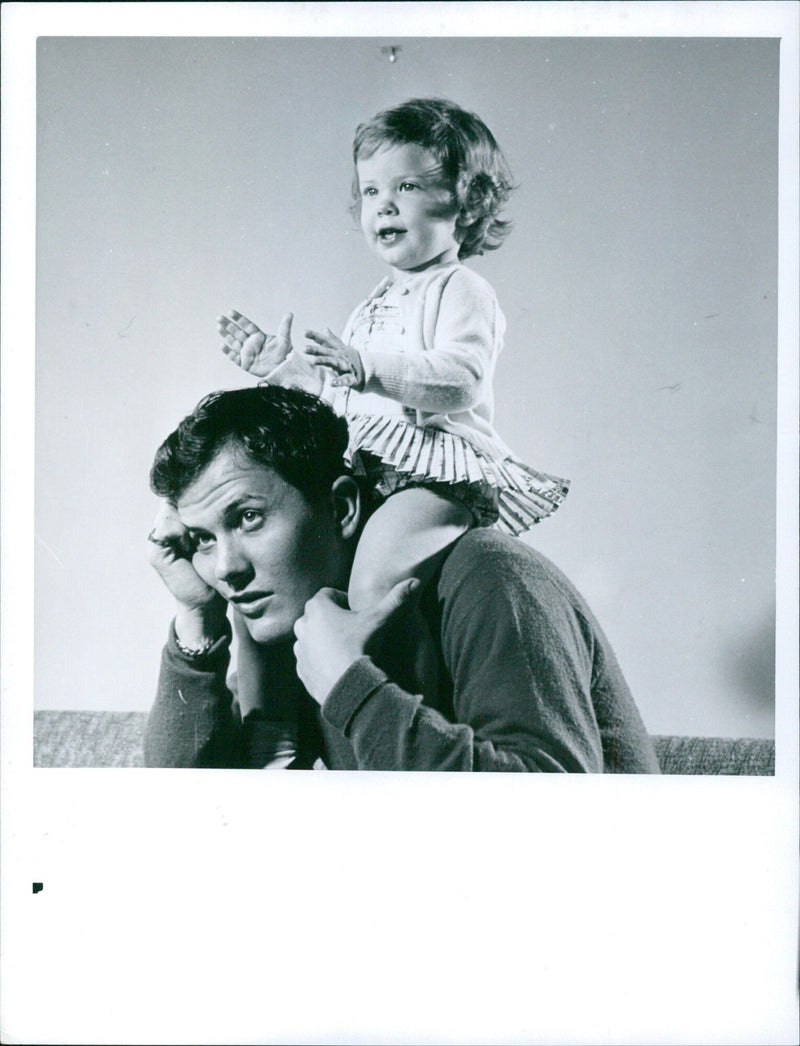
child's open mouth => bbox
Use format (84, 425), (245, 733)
(378, 228), (405, 244)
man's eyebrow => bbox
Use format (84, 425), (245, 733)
(220, 494), (269, 525)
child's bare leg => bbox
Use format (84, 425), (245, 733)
(232, 609), (269, 718)
(349, 487), (473, 695)
(349, 486), (473, 609)
(232, 609), (298, 723)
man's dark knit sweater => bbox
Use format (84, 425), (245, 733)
(145, 530), (659, 772)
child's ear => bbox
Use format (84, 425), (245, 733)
(461, 173), (492, 221)
(455, 207), (476, 242)
(330, 475), (361, 539)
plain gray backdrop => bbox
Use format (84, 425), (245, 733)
(35, 36), (778, 737)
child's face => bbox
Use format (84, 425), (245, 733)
(356, 143), (461, 278)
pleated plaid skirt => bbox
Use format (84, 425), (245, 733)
(345, 412), (569, 536)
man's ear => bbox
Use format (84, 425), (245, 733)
(330, 475), (362, 540)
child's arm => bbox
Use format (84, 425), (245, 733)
(363, 270), (499, 413)
(304, 269), (500, 412)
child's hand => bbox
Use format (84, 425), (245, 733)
(303, 328), (365, 390)
(218, 310), (293, 377)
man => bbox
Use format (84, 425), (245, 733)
(145, 385), (659, 772)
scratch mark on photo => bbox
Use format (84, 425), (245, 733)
(118, 316), (136, 338)
(35, 532), (64, 567)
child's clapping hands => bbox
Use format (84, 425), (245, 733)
(218, 310), (294, 378)
(303, 328), (365, 389)
(219, 310), (364, 389)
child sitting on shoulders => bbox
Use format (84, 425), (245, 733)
(220, 98), (569, 690)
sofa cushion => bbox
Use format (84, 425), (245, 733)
(651, 734), (774, 775)
(33, 711), (775, 774)
(34, 711), (146, 768)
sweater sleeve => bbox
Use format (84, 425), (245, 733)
(261, 295), (368, 397)
(320, 541), (607, 772)
(144, 620), (248, 768)
(359, 268), (500, 414)
(259, 351), (327, 397)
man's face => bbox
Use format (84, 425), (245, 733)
(176, 446), (352, 645)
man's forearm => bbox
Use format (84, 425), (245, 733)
(144, 621), (247, 768)
(321, 657), (571, 772)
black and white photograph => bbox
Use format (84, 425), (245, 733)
(30, 31), (781, 767)
(2, 3), (798, 1044)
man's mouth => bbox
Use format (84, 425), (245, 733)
(377, 227), (405, 244)
(229, 591), (273, 616)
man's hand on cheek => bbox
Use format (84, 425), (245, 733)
(293, 579), (420, 704)
(147, 502), (227, 648)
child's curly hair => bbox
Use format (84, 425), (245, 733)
(351, 98), (515, 260)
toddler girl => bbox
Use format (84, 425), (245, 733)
(219, 98), (569, 629)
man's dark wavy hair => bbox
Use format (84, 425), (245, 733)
(150, 386), (350, 504)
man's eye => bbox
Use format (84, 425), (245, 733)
(240, 510), (264, 531)
(192, 534), (215, 552)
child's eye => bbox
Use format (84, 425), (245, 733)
(399, 182), (418, 192)
(362, 186), (378, 197)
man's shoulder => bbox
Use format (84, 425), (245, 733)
(432, 530), (597, 669)
(444, 527), (551, 566)
(435, 530), (608, 665)
(439, 529), (570, 601)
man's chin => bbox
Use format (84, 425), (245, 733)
(239, 613), (295, 647)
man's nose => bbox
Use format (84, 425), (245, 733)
(214, 536), (251, 587)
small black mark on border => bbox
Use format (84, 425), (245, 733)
(33, 883), (43, 894)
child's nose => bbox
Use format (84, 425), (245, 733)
(378, 192), (398, 215)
